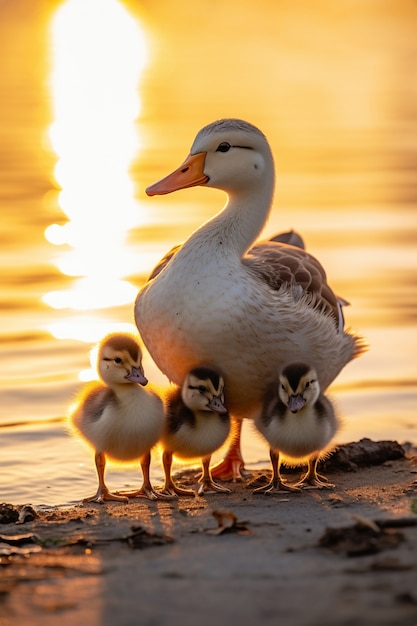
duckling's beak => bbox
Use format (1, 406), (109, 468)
(146, 152), (209, 196)
(207, 395), (228, 414)
(125, 367), (148, 386)
(288, 394), (306, 413)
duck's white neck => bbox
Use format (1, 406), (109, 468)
(189, 177), (275, 258)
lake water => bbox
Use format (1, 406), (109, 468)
(1, 0), (416, 506)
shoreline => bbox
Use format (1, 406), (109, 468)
(1, 439), (417, 626)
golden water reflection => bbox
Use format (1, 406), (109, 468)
(43, 0), (147, 341)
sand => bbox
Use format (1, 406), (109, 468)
(1, 439), (417, 626)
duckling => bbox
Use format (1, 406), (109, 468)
(136, 118), (365, 482)
(161, 367), (231, 496)
(69, 332), (168, 503)
(253, 362), (341, 494)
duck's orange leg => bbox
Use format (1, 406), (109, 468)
(210, 418), (251, 482)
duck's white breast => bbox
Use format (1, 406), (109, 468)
(136, 250), (357, 419)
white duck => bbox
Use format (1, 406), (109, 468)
(69, 332), (169, 503)
(161, 367), (231, 496)
(253, 362), (341, 494)
(135, 118), (365, 480)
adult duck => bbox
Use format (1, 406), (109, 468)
(135, 118), (365, 478)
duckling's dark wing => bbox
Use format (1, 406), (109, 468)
(165, 388), (196, 433)
(76, 384), (116, 422)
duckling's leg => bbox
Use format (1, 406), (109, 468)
(295, 456), (335, 489)
(160, 450), (196, 497)
(198, 456), (232, 495)
(210, 418), (251, 481)
(119, 452), (174, 500)
(83, 452), (129, 504)
(253, 449), (301, 495)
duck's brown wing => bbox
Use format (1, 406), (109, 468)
(148, 230), (304, 282)
(243, 240), (342, 328)
(147, 232), (343, 329)
(269, 229), (305, 249)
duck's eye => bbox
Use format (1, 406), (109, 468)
(281, 384), (286, 391)
(216, 142), (231, 153)
(114, 357), (122, 364)
(198, 385), (206, 394)
(305, 381), (310, 388)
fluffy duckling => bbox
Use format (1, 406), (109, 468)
(69, 332), (168, 503)
(161, 367), (231, 496)
(253, 362), (341, 494)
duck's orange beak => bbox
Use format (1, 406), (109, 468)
(146, 152), (209, 196)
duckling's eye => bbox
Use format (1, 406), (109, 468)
(114, 357), (122, 364)
(305, 381), (310, 388)
(280, 384), (286, 391)
(216, 142), (231, 153)
(198, 385), (206, 394)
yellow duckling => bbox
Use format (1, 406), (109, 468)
(161, 367), (231, 496)
(253, 362), (341, 494)
(69, 332), (168, 503)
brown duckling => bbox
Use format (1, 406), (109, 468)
(161, 367), (231, 496)
(253, 362), (341, 494)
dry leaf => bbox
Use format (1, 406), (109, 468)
(206, 509), (251, 536)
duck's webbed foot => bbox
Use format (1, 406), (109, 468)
(83, 486), (129, 504)
(210, 418), (251, 482)
(210, 455), (250, 482)
(252, 478), (301, 495)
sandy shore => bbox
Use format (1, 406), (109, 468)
(1, 439), (417, 626)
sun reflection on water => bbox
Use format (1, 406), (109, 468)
(44, 0), (147, 342)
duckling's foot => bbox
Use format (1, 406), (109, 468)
(159, 484), (196, 498)
(197, 479), (232, 496)
(295, 473), (335, 490)
(83, 486), (129, 504)
(117, 486), (175, 501)
(253, 479), (301, 495)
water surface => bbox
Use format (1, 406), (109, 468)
(1, 0), (416, 506)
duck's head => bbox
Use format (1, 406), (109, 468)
(181, 367), (228, 415)
(146, 118), (274, 196)
(96, 333), (148, 386)
(278, 363), (320, 413)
